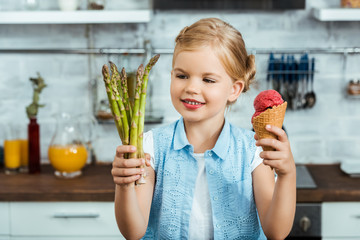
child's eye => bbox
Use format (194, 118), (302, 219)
(203, 78), (215, 83)
(176, 74), (187, 79)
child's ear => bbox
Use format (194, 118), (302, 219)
(228, 80), (245, 102)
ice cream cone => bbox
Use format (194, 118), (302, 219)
(252, 101), (287, 151)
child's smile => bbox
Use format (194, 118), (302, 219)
(181, 98), (205, 110)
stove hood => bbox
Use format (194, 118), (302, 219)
(154, 0), (305, 10)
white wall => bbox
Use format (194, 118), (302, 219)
(0, 0), (359, 164)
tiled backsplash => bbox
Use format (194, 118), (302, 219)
(0, 0), (360, 164)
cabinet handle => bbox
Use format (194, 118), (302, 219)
(299, 216), (311, 232)
(53, 212), (100, 218)
(353, 215), (360, 219)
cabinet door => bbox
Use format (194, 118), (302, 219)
(10, 202), (124, 238)
(0, 202), (10, 235)
(322, 202), (360, 238)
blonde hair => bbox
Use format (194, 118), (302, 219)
(173, 18), (256, 93)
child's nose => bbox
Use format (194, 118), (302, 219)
(185, 78), (201, 94)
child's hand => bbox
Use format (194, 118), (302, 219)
(255, 125), (295, 177)
(111, 145), (152, 186)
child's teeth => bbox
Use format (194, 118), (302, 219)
(185, 100), (200, 105)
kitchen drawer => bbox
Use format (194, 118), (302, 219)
(10, 202), (124, 238)
(322, 202), (360, 238)
(0, 202), (10, 235)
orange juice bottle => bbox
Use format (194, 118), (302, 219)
(48, 144), (88, 178)
(4, 139), (21, 174)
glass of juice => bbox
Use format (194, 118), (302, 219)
(4, 139), (21, 174)
(3, 125), (21, 174)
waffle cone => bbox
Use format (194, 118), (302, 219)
(252, 102), (287, 151)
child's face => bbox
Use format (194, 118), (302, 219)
(170, 46), (243, 124)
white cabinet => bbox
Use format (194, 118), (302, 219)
(0, 203), (10, 236)
(9, 202), (124, 239)
(322, 202), (360, 239)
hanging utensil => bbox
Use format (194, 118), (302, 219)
(282, 55), (291, 104)
(295, 55), (304, 110)
(305, 57), (316, 108)
(267, 53), (275, 90)
(293, 56), (300, 110)
(279, 54), (286, 98)
(301, 54), (309, 108)
(273, 59), (281, 92)
(288, 55), (297, 110)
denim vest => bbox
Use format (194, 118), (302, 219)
(143, 118), (266, 240)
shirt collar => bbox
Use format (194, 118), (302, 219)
(173, 118), (191, 151)
(173, 118), (230, 160)
(211, 118), (230, 159)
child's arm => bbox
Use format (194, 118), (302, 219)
(112, 145), (155, 239)
(252, 125), (296, 240)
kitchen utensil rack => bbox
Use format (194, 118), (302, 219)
(265, 53), (317, 110)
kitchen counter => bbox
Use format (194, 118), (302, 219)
(0, 164), (115, 201)
(297, 164), (360, 203)
(0, 164), (359, 202)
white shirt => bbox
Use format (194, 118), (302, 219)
(143, 130), (264, 239)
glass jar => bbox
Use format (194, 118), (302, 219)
(48, 113), (88, 178)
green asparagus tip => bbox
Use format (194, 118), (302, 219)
(138, 64), (144, 77)
(121, 67), (127, 79)
(150, 54), (160, 65)
(109, 61), (118, 75)
(102, 65), (110, 81)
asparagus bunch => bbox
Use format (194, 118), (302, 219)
(102, 54), (160, 185)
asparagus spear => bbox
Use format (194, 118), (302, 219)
(109, 62), (130, 146)
(138, 54), (160, 149)
(129, 64), (144, 159)
(135, 55), (160, 184)
(120, 68), (132, 124)
(102, 65), (124, 141)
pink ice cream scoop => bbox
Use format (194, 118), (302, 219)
(251, 90), (284, 123)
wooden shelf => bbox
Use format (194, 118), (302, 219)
(312, 8), (360, 21)
(0, 10), (151, 24)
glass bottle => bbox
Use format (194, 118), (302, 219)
(48, 113), (88, 179)
(28, 117), (40, 174)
